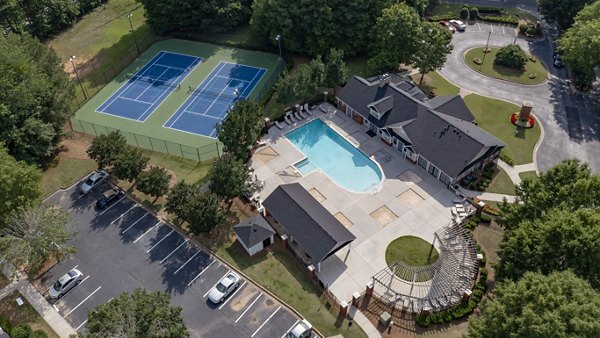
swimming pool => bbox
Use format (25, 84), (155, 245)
(286, 119), (383, 193)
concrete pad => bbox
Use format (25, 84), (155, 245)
(370, 206), (398, 226)
(308, 188), (326, 202)
(397, 169), (423, 183)
(397, 188), (425, 207)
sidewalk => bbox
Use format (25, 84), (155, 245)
(497, 160), (537, 186)
(349, 306), (381, 338)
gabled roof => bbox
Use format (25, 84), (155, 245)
(263, 184), (355, 263)
(427, 95), (475, 122)
(233, 214), (275, 248)
(369, 95), (394, 115)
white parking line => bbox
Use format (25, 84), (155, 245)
(98, 196), (126, 215)
(188, 260), (215, 286)
(174, 250), (201, 275)
(219, 280), (247, 310)
(502, 26), (505, 34)
(477, 22), (481, 31)
(75, 320), (88, 331)
(109, 205), (137, 224)
(204, 271), (229, 297)
(281, 320), (299, 338)
(235, 293), (262, 323)
(490, 24), (493, 33)
(251, 305), (281, 337)
(65, 286), (101, 317)
(134, 221), (161, 243)
(120, 213), (148, 234)
(146, 229), (174, 253)
(159, 239), (189, 264)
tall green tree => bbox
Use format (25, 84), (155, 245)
(87, 288), (189, 338)
(0, 143), (42, 229)
(413, 21), (453, 85)
(0, 0), (25, 34)
(21, 0), (79, 39)
(87, 131), (128, 169)
(0, 33), (74, 165)
(186, 193), (225, 235)
(0, 205), (75, 275)
(136, 167), (171, 202)
(537, 0), (595, 29)
(208, 153), (250, 205)
(215, 100), (263, 160)
(165, 181), (197, 224)
(111, 146), (149, 183)
(468, 271), (600, 337)
(275, 55), (328, 105)
(323, 48), (348, 90)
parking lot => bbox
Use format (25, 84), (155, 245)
(41, 180), (303, 337)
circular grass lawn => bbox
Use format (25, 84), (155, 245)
(385, 236), (439, 266)
(464, 47), (548, 85)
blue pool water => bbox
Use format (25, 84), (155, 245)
(286, 119), (383, 192)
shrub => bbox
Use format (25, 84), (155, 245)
(0, 316), (11, 334)
(30, 330), (48, 338)
(470, 7), (479, 19)
(473, 58), (482, 65)
(479, 15), (518, 25)
(528, 73), (537, 79)
(428, 15), (459, 22)
(494, 44), (528, 69)
(477, 6), (504, 15)
(459, 7), (470, 20)
(526, 26), (537, 36)
(11, 324), (32, 338)
(519, 24), (528, 34)
(529, 56), (537, 62)
(480, 213), (492, 223)
(499, 150), (515, 166)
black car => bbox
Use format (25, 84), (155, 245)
(96, 187), (124, 209)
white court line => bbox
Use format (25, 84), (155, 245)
(117, 96), (154, 104)
(174, 250), (202, 274)
(219, 280), (247, 310)
(281, 320), (300, 338)
(108, 205), (137, 224)
(146, 229), (174, 253)
(65, 286), (101, 317)
(203, 271), (229, 297)
(236, 293), (263, 323)
(188, 260), (215, 286)
(252, 306), (281, 337)
(98, 196), (126, 216)
(75, 320), (88, 331)
(134, 67), (170, 101)
(159, 238), (189, 264)
(134, 221), (161, 243)
(120, 213), (148, 234)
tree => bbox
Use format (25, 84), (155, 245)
(0, 143), (42, 229)
(468, 271), (600, 337)
(413, 21), (453, 85)
(323, 48), (348, 90)
(87, 131), (128, 169)
(165, 181), (197, 223)
(215, 100), (264, 160)
(274, 56), (327, 104)
(208, 154), (250, 205)
(537, 0), (595, 29)
(405, 0), (430, 17)
(459, 6), (470, 20)
(494, 44), (528, 68)
(368, 3), (423, 73)
(186, 193), (225, 235)
(0, 33), (75, 165)
(0, 205), (75, 275)
(111, 146), (149, 183)
(87, 288), (189, 338)
(136, 167), (171, 202)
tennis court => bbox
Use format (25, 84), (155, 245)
(97, 51), (201, 121)
(164, 61), (267, 138)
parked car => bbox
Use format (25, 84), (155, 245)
(439, 20), (456, 33)
(96, 187), (124, 209)
(285, 319), (313, 338)
(79, 170), (108, 194)
(49, 269), (83, 299)
(208, 271), (241, 303)
(553, 56), (565, 68)
(449, 20), (467, 31)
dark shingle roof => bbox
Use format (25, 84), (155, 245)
(263, 184), (355, 263)
(427, 96), (475, 122)
(233, 214), (275, 248)
(369, 95), (394, 115)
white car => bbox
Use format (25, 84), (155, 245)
(208, 271), (241, 303)
(285, 319), (313, 338)
(49, 269), (83, 299)
(79, 170), (108, 194)
(449, 20), (467, 31)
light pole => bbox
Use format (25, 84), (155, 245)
(69, 56), (87, 100)
(127, 13), (140, 56)
(275, 34), (282, 59)
(481, 31), (492, 70)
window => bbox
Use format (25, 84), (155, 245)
(418, 156), (428, 169)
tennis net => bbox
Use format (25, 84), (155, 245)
(127, 74), (181, 90)
(188, 86), (240, 100)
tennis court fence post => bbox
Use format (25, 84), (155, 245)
(196, 147), (201, 161)
(91, 123), (98, 136)
(133, 134), (140, 147)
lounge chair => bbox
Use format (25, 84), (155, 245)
(293, 112), (303, 120)
(299, 110), (308, 118)
(275, 120), (285, 129)
(284, 114), (293, 125)
(303, 103), (309, 112)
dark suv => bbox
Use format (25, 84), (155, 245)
(96, 187), (124, 209)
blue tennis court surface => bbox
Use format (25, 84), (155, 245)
(164, 61), (267, 138)
(97, 51), (201, 122)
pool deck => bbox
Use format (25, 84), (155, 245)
(251, 104), (459, 303)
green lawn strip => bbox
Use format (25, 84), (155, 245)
(486, 168), (516, 195)
(426, 3), (538, 22)
(481, 200), (503, 210)
(464, 94), (540, 165)
(186, 25), (272, 51)
(411, 72), (460, 96)
(473, 223), (504, 266)
(345, 56), (376, 81)
(464, 47), (548, 85)
(385, 236), (439, 266)
(41, 158), (97, 196)
(0, 291), (59, 338)
(141, 150), (212, 184)
(519, 170), (538, 181)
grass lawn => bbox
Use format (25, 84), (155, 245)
(486, 168), (516, 195)
(464, 94), (540, 164)
(0, 291), (59, 338)
(346, 56), (376, 81)
(465, 48), (548, 85)
(519, 170), (538, 181)
(426, 3), (538, 22)
(41, 158), (96, 196)
(411, 72), (460, 96)
(385, 236), (439, 266)
(481, 200), (502, 210)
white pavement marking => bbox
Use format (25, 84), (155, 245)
(159, 239), (189, 264)
(281, 320), (299, 338)
(477, 22), (480, 31)
(134, 221), (161, 243)
(146, 229), (174, 253)
(490, 24), (493, 33)
(251, 305), (281, 337)
(174, 250), (201, 275)
(203, 271), (229, 298)
(502, 26), (505, 34)
(188, 260), (215, 286)
(52, 304), (60, 312)
(65, 286), (101, 317)
(109, 205), (137, 224)
(98, 196), (126, 215)
(219, 280), (247, 310)
(235, 293), (262, 323)
(75, 320), (88, 331)
(120, 213), (148, 234)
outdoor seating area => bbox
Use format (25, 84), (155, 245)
(276, 103), (316, 130)
(450, 197), (475, 223)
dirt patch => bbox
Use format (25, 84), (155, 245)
(0, 272), (10, 289)
(254, 146), (279, 163)
(370, 206), (398, 226)
(334, 212), (353, 228)
(58, 132), (94, 160)
(308, 188), (325, 202)
(397, 189), (425, 207)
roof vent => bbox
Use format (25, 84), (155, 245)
(379, 73), (391, 87)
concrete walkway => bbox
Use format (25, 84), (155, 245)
(497, 160), (537, 186)
(349, 306), (381, 338)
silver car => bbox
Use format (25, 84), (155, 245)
(208, 271), (241, 303)
(286, 319), (313, 338)
(79, 170), (108, 194)
(49, 269), (83, 299)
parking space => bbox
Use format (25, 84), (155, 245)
(462, 22), (518, 37)
(41, 181), (308, 337)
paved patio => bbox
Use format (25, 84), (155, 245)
(251, 105), (459, 303)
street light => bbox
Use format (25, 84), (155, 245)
(127, 13), (140, 56)
(481, 31), (492, 70)
(275, 34), (282, 59)
(69, 56), (87, 100)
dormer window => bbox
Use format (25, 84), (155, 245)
(369, 107), (382, 119)
(367, 95), (393, 120)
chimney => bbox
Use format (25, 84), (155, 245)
(378, 73), (391, 88)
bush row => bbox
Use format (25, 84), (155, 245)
(499, 150), (515, 166)
(0, 322), (48, 338)
(478, 15), (518, 26)
(428, 15), (459, 22)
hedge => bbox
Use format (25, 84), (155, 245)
(478, 15), (518, 26)
(428, 15), (459, 22)
(0, 315), (11, 334)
